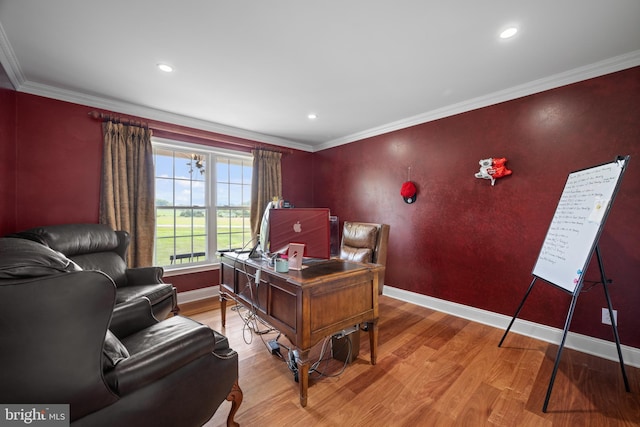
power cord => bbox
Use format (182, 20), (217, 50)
(278, 335), (352, 383)
(230, 299), (278, 344)
(225, 246), (351, 380)
(223, 242), (285, 351)
(309, 335), (350, 378)
(230, 255), (281, 344)
(287, 347), (299, 383)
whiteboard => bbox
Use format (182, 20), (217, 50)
(532, 157), (629, 293)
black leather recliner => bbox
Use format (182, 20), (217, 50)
(0, 237), (242, 426)
(12, 223), (178, 319)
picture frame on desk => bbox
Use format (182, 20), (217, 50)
(287, 243), (305, 270)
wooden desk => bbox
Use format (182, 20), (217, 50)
(219, 252), (381, 407)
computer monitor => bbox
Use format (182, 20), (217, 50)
(258, 201), (276, 255)
(269, 208), (331, 259)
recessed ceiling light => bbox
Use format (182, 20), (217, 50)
(308, 113), (318, 120)
(157, 63), (174, 73)
(500, 27), (518, 39)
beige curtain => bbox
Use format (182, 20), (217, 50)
(99, 121), (155, 267)
(250, 149), (282, 242)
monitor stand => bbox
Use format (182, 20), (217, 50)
(248, 243), (261, 259)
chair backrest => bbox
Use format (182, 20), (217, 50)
(340, 221), (389, 286)
(14, 224), (131, 287)
(0, 238), (119, 419)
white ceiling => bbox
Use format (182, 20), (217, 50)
(1, 1), (639, 152)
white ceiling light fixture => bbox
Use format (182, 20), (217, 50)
(307, 113), (318, 120)
(500, 27), (518, 39)
(157, 63), (174, 73)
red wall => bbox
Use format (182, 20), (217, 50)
(282, 150), (315, 208)
(6, 93), (313, 293)
(14, 95), (103, 228)
(313, 67), (640, 348)
(0, 70), (17, 236)
(4, 66), (639, 348)
(167, 270), (220, 293)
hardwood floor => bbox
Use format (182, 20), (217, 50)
(184, 296), (640, 426)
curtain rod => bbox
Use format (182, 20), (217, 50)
(88, 110), (292, 154)
(88, 111), (148, 128)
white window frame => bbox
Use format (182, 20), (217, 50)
(152, 137), (252, 274)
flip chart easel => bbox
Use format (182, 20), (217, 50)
(498, 155), (631, 412)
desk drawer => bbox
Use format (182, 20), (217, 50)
(220, 262), (237, 293)
(266, 275), (298, 333)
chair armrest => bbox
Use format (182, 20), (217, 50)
(124, 266), (164, 286)
(0, 271), (118, 419)
(110, 297), (159, 338)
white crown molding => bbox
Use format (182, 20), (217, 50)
(382, 285), (640, 368)
(315, 50), (640, 152)
(0, 21), (23, 89)
(16, 80), (315, 152)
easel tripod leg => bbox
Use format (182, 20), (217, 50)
(499, 278), (537, 347)
(596, 246), (630, 392)
(542, 291), (580, 413)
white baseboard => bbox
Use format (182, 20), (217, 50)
(177, 285), (219, 305)
(382, 285), (640, 368)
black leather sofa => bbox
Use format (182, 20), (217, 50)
(11, 223), (178, 319)
(0, 237), (242, 426)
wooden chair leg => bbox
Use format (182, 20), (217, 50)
(226, 380), (243, 427)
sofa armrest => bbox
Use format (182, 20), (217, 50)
(110, 298), (159, 338)
(124, 266), (164, 286)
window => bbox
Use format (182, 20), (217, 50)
(153, 139), (252, 268)
(215, 157), (253, 253)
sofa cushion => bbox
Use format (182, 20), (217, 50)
(0, 238), (81, 279)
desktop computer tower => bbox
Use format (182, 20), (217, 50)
(330, 215), (340, 257)
(331, 327), (360, 364)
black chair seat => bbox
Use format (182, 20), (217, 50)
(106, 316), (217, 394)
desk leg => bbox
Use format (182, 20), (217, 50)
(367, 320), (378, 365)
(297, 349), (310, 407)
(220, 294), (227, 327)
